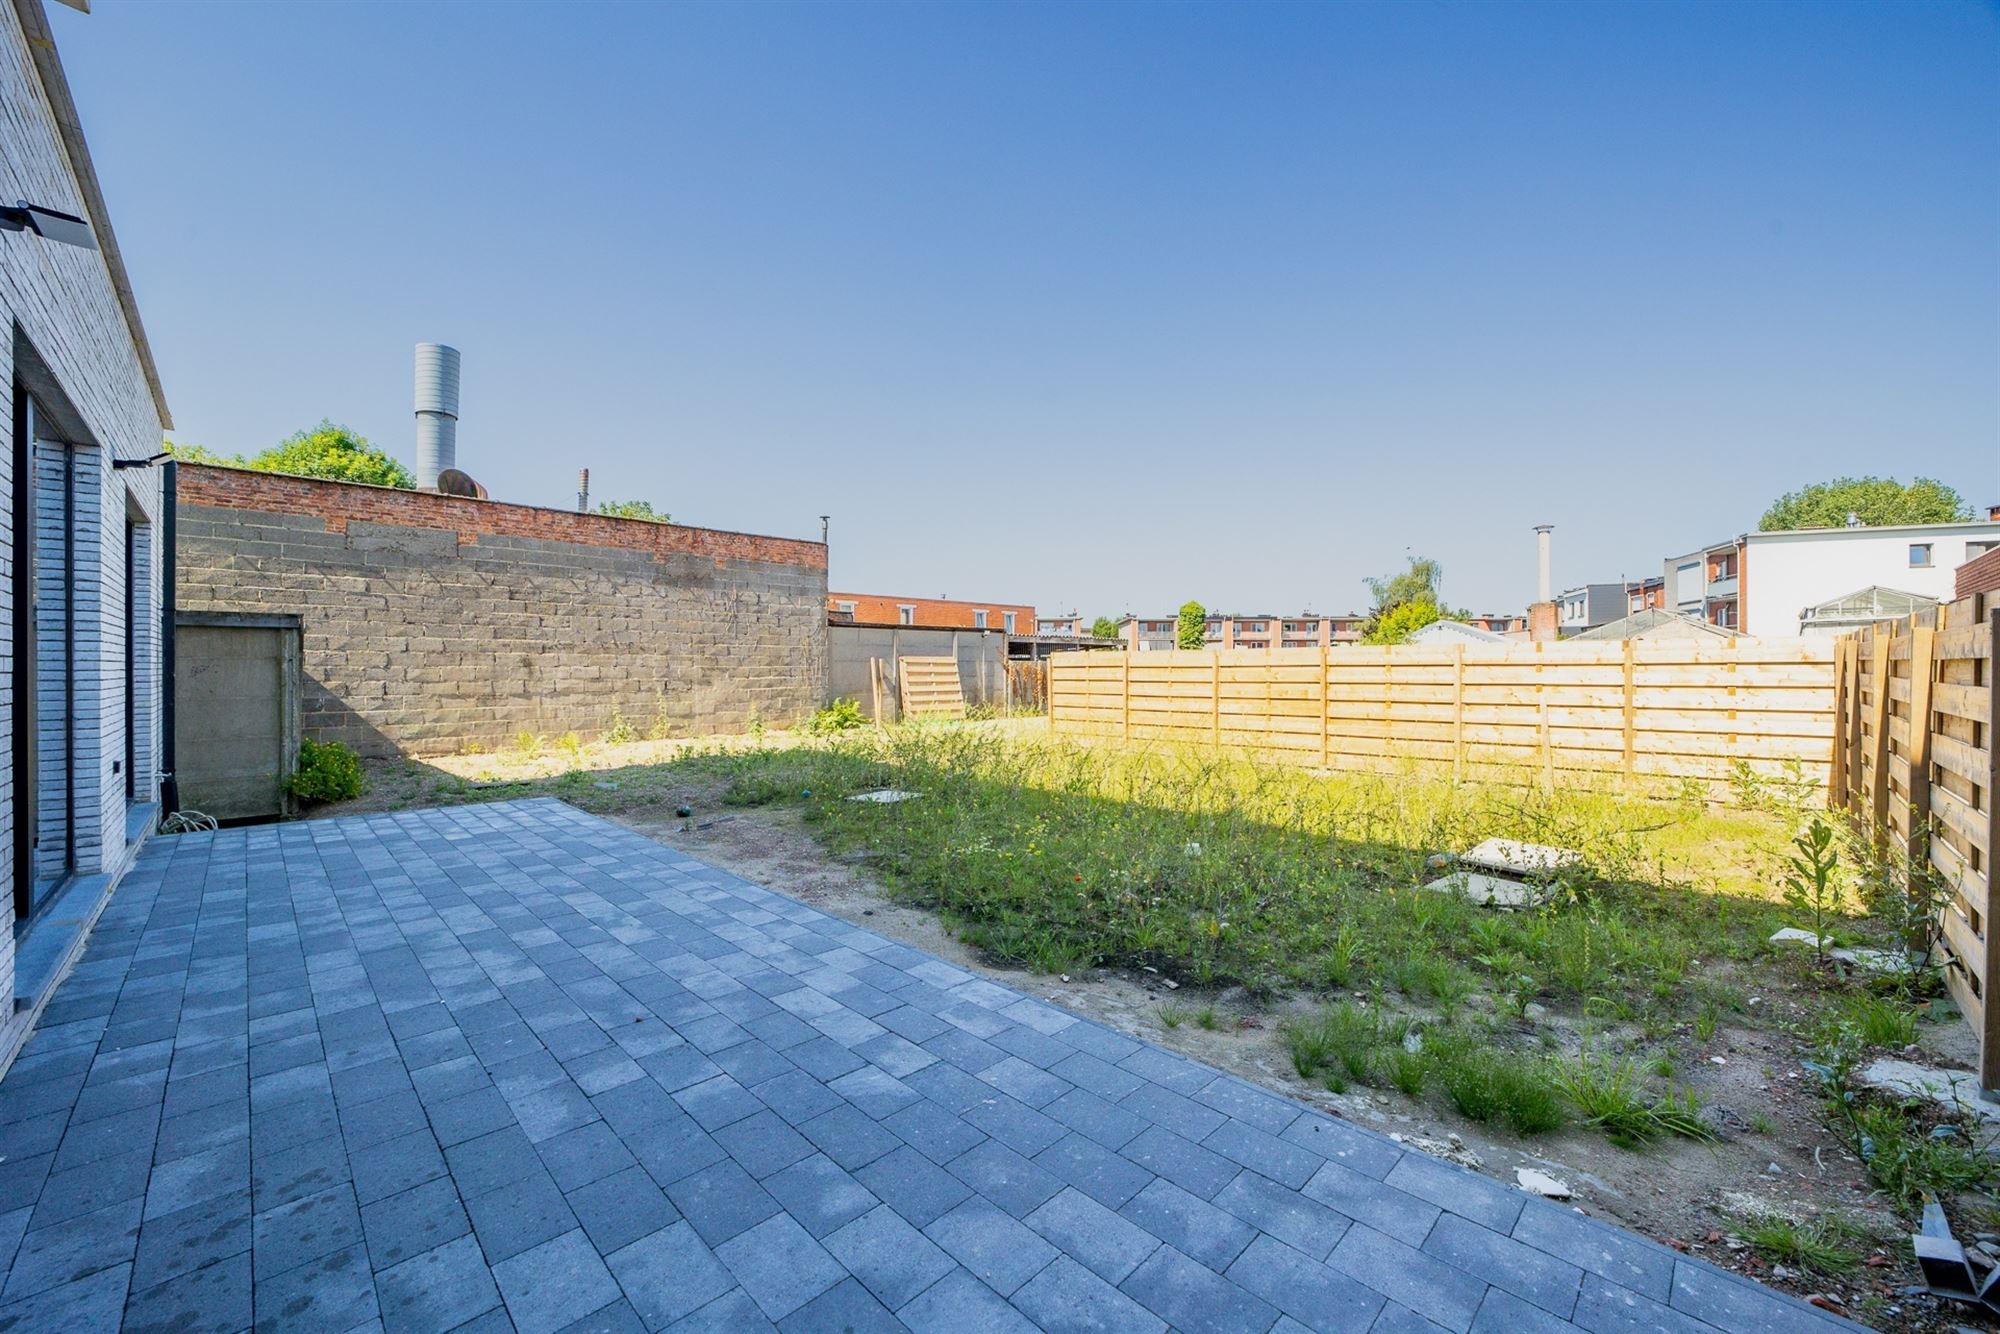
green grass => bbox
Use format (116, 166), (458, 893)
(1842, 993), (1918, 1048)
(1551, 1054), (1717, 1149)
(676, 730), (1810, 1019)
(1733, 1214), (1865, 1275)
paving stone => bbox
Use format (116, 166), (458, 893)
(604, 1220), (735, 1329)
(665, 1159), (781, 1247)
(662, 1286), (778, 1334)
(1300, 1158), (1441, 1246)
(714, 1213), (846, 1320)
(4, 1195), (142, 1301)
(823, 1203), (955, 1308)
(361, 1176), (471, 1272)
(252, 1239), (379, 1332)
(711, 1109), (814, 1179)
(775, 1276), (903, 1333)
(1387, 1150), (1526, 1233)
(923, 1197), (1060, 1296)
(1425, 1212), (1583, 1316)
(760, 1152), (880, 1240)
(1669, 1259), (1850, 1333)
(1117, 1125), (1239, 1199)
(1023, 1187), (1161, 1284)
(1329, 1223), (1490, 1332)
(1225, 1233), (1383, 1333)
(899, 1266), (1040, 1334)
(252, 1181), (364, 1279)
(353, 1128), (450, 1205)
(0, 1261), (131, 1334)
(565, 1165), (675, 1256)
(1214, 1169), (1354, 1261)
(1570, 1271), (1722, 1334)
(493, 1228), (622, 1334)
(1117, 1178), (1258, 1273)
(537, 1120), (640, 1194)
(467, 1169), (580, 1263)
(855, 1145), (974, 1229)
(1118, 1244), (1277, 1334)
(1514, 1201), (1675, 1305)
(373, 1233), (502, 1334)
(122, 1246), (251, 1334)
(1034, 1131), (1155, 1210)
(1011, 1254), (1166, 1334)
(947, 1140), (1066, 1218)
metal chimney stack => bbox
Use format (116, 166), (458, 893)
(413, 343), (461, 490)
(1534, 525), (1553, 604)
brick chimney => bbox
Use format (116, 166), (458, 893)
(1528, 600), (1559, 643)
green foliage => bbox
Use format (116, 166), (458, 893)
(604, 707), (637, 745)
(595, 499), (672, 523)
(1841, 992), (1917, 1047)
(257, 422), (413, 487)
(1364, 555), (1445, 613)
(1758, 476), (1971, 532)
(1090, 616), (1121, 641)
(1551, 1054), (1716, 1148)
(1780, 819), (1845, 962)
(1362, 599), (1442, 645)
(1732, 1214), (1864, 1275)
(286, 738), (362, 804)
(170, 423), (415, 488)
(806, 698), (868, 736)
(1424, 1033), (1566, 1134)
(1176, 601), (1208, 650)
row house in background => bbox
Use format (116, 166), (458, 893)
(1118, 612), (1367, 651)
(828, 592), (1032, 635)
(1663, 538), (1745, 628)
(1625, 576), (1666, 616)
(1555, 583), (1628, 634)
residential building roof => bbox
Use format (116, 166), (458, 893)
(1572, 609), (1739, 641)
(1798, 585), (1940, 629)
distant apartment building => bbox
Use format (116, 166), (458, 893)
(1465, 612), (1527, 635)
(1663, 539), (1744, 629)
(1037, 612), (1085, 637)
(1556, 584), (1628, 634)
(1624, 577), (1665, 616)
(1117, 612), (1367, 651)
(829, 593), (1032, 634)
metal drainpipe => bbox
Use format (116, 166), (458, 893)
(61, 442), (73, 874)
(160, 460), (178, 816)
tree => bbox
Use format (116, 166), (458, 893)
(1089, 616), (1121, 641)
(595, 500), (672, 523)
(1363, 599), (1442, 645)
(1758, 477), (1971, 532)
(168, 422), (415, 489)
(252, 422), (413, 488)
(1363, 555), (1443, 614)
(1176, 601), (1208, 650)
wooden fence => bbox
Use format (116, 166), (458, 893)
(1832, 594), (1999, 1085)
(1047, 640), (1838, 792)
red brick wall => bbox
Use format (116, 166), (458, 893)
(1958, 546), (2000, 599)
(829, 593), (1034, 630)
(178, 464), (826, 571)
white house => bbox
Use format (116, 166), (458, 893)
(0, 0), (170, 1065)
(1742, 521), (2000, 639)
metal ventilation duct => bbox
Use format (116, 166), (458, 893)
(414, 342), (460, 490)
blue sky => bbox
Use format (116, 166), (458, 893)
(54, 0), (1997, 618)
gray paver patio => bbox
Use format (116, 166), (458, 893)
(0, 798), (1860, 1332)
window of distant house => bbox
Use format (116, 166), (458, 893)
(1969, 541), (1997, 559)
(836, 601), (856, 614)
(973, 610), (988, 628)
(1003, 612), (1016, 633)
(898, 606), (915, 625)
(1910, 544), (1933, 568)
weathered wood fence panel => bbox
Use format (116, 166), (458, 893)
(1832, 594), (1998, 1087)
(896, 656), (967, 721)
(1050, 640), (1837, 791)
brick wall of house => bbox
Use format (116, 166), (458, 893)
(1957, 546), (2000, 599)
(828, 592), (1034, 632)
(176, 465), (830, 756)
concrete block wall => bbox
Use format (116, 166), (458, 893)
(177, 466), (829, 757)
(827, 624), (1009, 720)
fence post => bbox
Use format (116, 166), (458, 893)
(1984, 607), (2000, 1091)
(1868, 633), (1892, 832)
(1621, 639), (1636, 785)
(1319, 647), (1331, 770)
(1905, 617), (1937, 920)
(1121, 654), (1132, 742)
(1451, 645), (1464, 784)
(1828, 638), (1849, 810)
(1212, 653), (1222, 749)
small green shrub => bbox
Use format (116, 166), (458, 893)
(287, 738), (362, 804)
(1429, 1038), (1565, 1135)
(807, 698), (868, 736)
(1843, 993), (1918, 1048)
(605, 707), (637, 745)
(1552, 1053), (1715, 1149)
(1733, 1213), (1863, 1275)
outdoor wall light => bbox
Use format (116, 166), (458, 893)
(112, 451), (171, 470)
(0, 201), (95, 250)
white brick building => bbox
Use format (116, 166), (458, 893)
(0, 0), (170, 1066)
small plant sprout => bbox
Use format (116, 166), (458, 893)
(1780, 818), (1845, 964)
